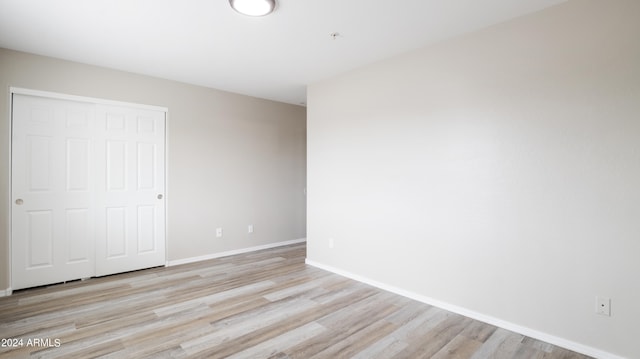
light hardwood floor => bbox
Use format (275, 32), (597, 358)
(0, 243), (592, 358)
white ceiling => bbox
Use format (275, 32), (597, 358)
(0, 0), (565, 106)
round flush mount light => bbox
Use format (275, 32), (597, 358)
(229, 0), (276, 17)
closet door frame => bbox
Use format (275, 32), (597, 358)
(8, 87), (169, 292)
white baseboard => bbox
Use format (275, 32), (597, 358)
(167, 238), (306, 267)
(0, 288), (12, 297)
(305, 259), (624, 359)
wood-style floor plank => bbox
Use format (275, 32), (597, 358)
(0, 243), (594, 359)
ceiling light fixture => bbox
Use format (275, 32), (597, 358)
(229, 0), (276, 17)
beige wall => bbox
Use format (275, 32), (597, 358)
(0, 48), (307, 291)
(307, 0), (639, 358)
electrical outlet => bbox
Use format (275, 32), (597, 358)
(596, 297), (611, 316)
(216, 228), (223, 238)
(248, 225), (254, 234)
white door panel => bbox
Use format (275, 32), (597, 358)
(105, 207), (127, 258)
(12, 95), (95, 289)
(65, 208), (92, 263)
(95, 105), (165, 276)
(66, 138), (91, 191)
(25, 209), (53, 268)
(12, 94), (166, 290)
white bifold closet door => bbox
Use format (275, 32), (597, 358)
(11, 93), (166, 290)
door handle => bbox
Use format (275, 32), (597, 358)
(15, 199), (24, 205)
(157, 194), (163, 200)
